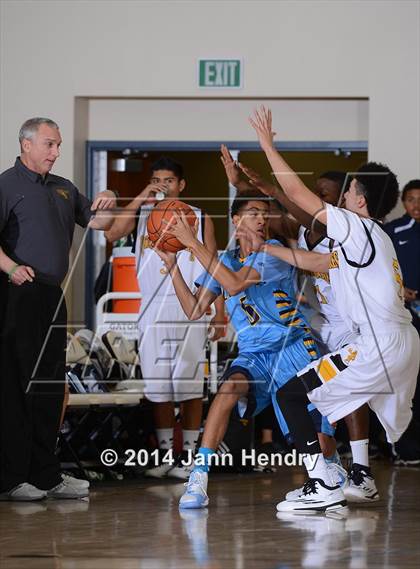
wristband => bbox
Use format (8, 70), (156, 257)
(7, 264), (20, 282)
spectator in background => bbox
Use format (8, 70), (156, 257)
(385, 179), (420, 465)
(385, 180), (420, 317)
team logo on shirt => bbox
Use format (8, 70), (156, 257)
(56, 189), (69, 200)
(329, 251), (339, 269)
(392, 259), (404, 302)
(142, 236), (152, 252)
(344, 348), (358, 364)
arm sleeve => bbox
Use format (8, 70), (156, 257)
(194, 269), (222, 296)
(194, 252), (231, 295)
(74, 185), (93, 228)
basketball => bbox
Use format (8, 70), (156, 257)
(147, 199), (197, 252)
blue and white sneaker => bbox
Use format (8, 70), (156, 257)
(179, 470), (209, 509)
(285, 462), (348, 501)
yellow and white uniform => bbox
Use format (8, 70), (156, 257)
(297, 227), (356, 350)
(302, 205), (419, 443)
(135, 204), (208, 402)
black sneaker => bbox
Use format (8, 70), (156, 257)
(344, 463), (379, 502)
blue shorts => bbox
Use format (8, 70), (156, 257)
(221, 336), (335, 439)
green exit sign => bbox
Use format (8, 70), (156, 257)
(199, 59), (242, 88)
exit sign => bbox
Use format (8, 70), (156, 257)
(199, 59), (242, 88)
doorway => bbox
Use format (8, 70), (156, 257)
(85, 140), (367, 326)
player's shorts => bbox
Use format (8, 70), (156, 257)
(301, 324), (420, 443)
(220, 335), (335, 439)
(310, 312), (358, 353)
(138, 297), (207, 403)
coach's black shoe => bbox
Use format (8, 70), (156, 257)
(344, 464), (379, 502)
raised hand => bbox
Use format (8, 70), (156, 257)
(237, 162), (277, 198)
(220, 144), (241, 186)
(249, 106), (276, 152)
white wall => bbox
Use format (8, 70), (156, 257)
(88, 99), (368, 142)
(1, 0), (419, 321)
(1, 0), (419, 180)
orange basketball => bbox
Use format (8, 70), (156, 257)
(147, 199), (197, 253)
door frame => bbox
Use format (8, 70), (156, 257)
(84, 139), (367, 326)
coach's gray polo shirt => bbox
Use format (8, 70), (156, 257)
(0, 157), (92, 285)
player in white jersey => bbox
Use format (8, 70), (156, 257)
(106, 157), (224, 479)
(230, 152), (380, 501)
(246, 106), (420, 513)
(297, 226), (356, 351)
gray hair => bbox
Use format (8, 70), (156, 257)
(19, 117), (59, 144)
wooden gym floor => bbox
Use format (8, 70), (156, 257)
(1, 462), (419, 569)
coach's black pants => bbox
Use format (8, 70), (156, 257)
(0, 277), (66, 492)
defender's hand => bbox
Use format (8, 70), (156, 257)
(238, 163), (277, 198)
(249, 106), (276, 152)
(220, 144), (241, 187)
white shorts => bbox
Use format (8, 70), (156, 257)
(138, 297), (208, 403)
(301, 324), (420, 443)
(310, 313), (358, 352)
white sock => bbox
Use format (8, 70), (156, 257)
(183, 429), (200, 452)
(350, 439), (369, 467)
(156, 428), (173, 450)
(304, 453), (335, 487)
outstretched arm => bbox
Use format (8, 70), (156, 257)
(220, 144), (252, 193)
(238, 163), (326, 236)
(249, 106), (327, 226)
(236, 226), (331, 273)
(263, 242), (331, 273)
(88, 190), (117, 231)
(105, 183), (168, 242)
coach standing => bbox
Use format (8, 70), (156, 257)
(0, 118), (115, 500)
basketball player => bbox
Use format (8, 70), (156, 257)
(247, 106), (419, 512)
(105, 157), (224, 480)
(155, 189), (342, 510)
(224, 149), (379, 502)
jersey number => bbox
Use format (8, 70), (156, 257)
(239, 296), (261, 326)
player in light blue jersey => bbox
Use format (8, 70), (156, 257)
(154, 189), (343, 510)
